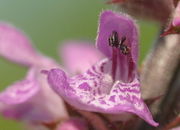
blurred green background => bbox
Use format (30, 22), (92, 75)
(0, 0), (159, 129)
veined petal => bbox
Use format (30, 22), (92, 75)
(0, 68), (42, 121)
(0, 68), (39, 104)
(96, 11), (138, 82)
(0, 67), (68, 122)
(1, 102), (52, 121)
(60, 41), (104, 75)
(47, 59), (158, 127)
(0, 23), (40, 66)
(0, 23), (68, 122)
(96, 10), (138, 64)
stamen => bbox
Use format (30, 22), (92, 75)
(108, 31), (130, 55)
(119, 36), (126, 44)
(119, 44), (130, 55)
(108, 31), (119, 81)
(108, 31), (119, 47)
(112, 48), (118, 81)
(119, 36), (130, 55)
(108, 31), (131, 81)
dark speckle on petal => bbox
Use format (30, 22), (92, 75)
(78, 83), (92, 91)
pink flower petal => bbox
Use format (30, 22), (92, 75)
(0, 68), (39, 104)
(1, 102), (52, 121)
(0, 23), (40, 66)
(60, 41), (104, 75)
(0, 67), (68, 122)
(47, 59), (158, 127)
(96, 10), (138, 64)
(37, 67), (69, 121)
(0, 23), (69, 122)
(0, 68), (45, 121)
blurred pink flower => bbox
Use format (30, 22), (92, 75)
(0, 23), (68, 123)
(0, 23), (104, 130)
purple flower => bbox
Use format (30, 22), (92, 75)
(47, 10), (158, 126)
(0, 23), (68, 123)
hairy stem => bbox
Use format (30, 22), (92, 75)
(139, 34), (180, 129)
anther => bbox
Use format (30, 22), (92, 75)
(119, 44), (130, 55)
(119, 36), (130, 55)
(108, 31), (130, 55)
(119, 36), (126, 45)
(108, 31), (119, 47)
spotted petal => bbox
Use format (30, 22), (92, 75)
(0, 68), (42, 120)
(47, 59), (158, 127)
(0, 68), (68, 122)
(0, 23), (41, 66)
(60, 41), (104, 75)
